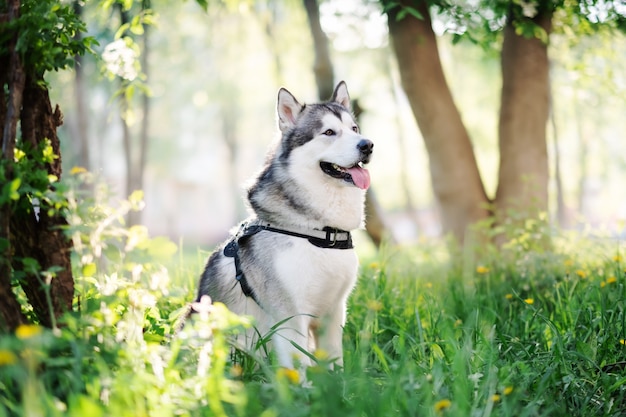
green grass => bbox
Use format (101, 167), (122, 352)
(1, 224), (625, 416)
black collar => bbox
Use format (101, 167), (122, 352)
(242, 219), (353, 250)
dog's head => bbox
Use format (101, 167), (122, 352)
(276, 82), (373, 190)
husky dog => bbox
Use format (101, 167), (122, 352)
(194, 81), (373, 370)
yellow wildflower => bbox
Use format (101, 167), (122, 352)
(0, 350), (17, 366)
(476, 266), (490, 274)
(369, 262), (380, 270)
(619, 339), (625, 345)
(277, 368), (300, 384)
(434, 399), (452, 413)
(366, 299), (383, 312)
(614, 255), (622, 263)
(564, 259), (574, 267)
(601, 281), (606, 288)
(230, 364), (243, 378)
(575, 270), (587, 279)
(606, 276), (617, 285)
(524, 298), (534, 305)
(69, 166), (87, 175)
(15, 324), (42, 340)
(492, 394), (501, 403)
(503, 386), (514, 395)
(505, 293), (513, 300)
(425, 282), (433, 289)
(314, 348), (329, 360)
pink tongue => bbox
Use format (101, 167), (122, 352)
(346, 166), (371, 190)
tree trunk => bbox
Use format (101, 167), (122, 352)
(13, 77), (74, 328)
(495, 13), (552, 221)
(386, 1), (489, 243)
(0, 0), (28, 330)
(72, 0), (90, 171)
(303, 0), (334, 100)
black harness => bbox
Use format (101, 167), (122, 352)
(223, 220), (353, 305)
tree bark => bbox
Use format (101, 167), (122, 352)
(72, 0), (90, 171)
(0, 0), (28, 330)
(495, 13), (552, 220)
(13, 78), (74, 328)
(386, 1), (490, 242)
(303, 0), (335, 100)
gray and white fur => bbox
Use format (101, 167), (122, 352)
(195, 81), (374, 370)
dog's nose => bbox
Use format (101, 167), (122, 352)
(357, 139), (373, 154)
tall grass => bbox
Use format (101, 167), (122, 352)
(1, 179), (624, 416)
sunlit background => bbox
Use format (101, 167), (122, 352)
(49, 0), (626, 246)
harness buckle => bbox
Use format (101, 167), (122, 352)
(325, 228), (339, 247)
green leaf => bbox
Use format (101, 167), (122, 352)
(9, 178), (21, 200)
(82, 263), (97, 277)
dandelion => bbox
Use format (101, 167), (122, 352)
(425, 282), (433, 289)
(0, 350), (17, 366)
(15, 324), (42, 340)
(314, 348), (329, 361)
(606, 276), (618, 285)
(564, 259), (574, 267)
(70, 166), (87, 175)
(492, 394), (501, 403)
(476, 266), (490, 274)
(614, 254), (623, 263)
(434, 399), (452, 413)
(230, 364), (243, 378)
(619, 339), (625, 345)
(505, 293), (513, 300)
(503, 386), (514, 395)
(575, 269), (587, 279)
(366, 299), (383, 312)
(277, 367), (300, 384)
(369, 262), (380, 270)
(523, 298), (534, 305)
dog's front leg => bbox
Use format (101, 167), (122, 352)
(316, 306), (346, 368)
(272, 315), (312, 370)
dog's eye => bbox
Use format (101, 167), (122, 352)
(323, 129), (335, 136)
(352, 126), (359, 133)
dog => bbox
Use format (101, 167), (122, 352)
(193, 81), (373, 371)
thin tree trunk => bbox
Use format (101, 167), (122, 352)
(0, 0), (28, 330)
(495, 13), (552, 220)
(259, 2), (285, 86)
(573, 89), (588, 217)
(303, 0), (334, 100)
(128, 23), (151, 227)
(386, 1), (489, 243)
(550, 83), (567, 228)
(384, 49), (420, 228)
(73, 0), (90, 171)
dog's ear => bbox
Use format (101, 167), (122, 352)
(277, 88), (303, 132)
(331, 81), (351, 110)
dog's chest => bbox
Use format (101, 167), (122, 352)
(272, 238), (358, 312)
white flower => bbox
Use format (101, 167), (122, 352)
(520, 0), (538, 18)
(102, 39), (138, 81)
